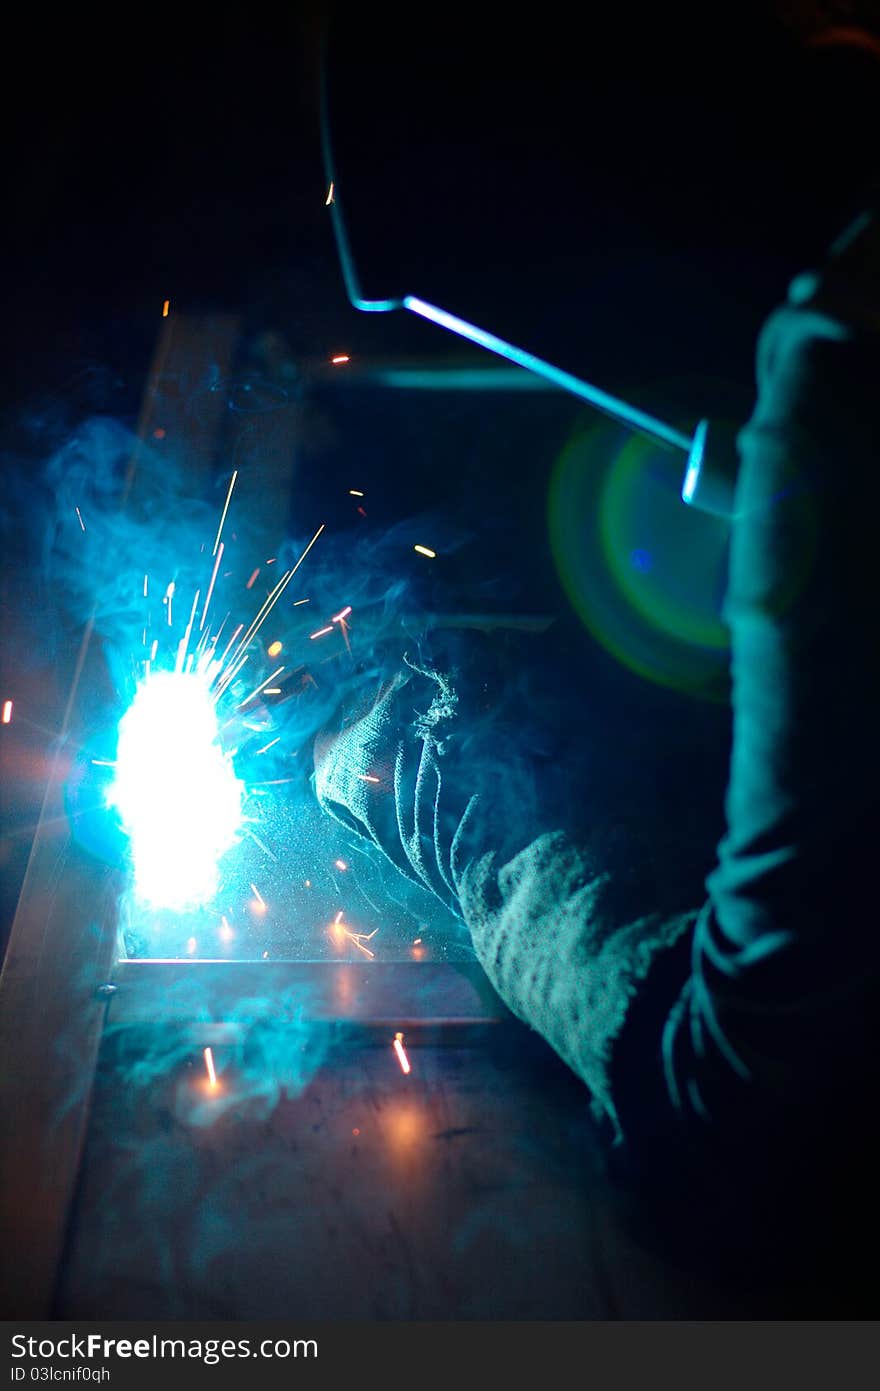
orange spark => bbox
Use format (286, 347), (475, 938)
(250, 883), (267, 913)
(331, 354), (350, 365)
(267, 640), (282, 657)
(335, 859), (348, 871)
(310, 625), (333, 640)
(203, 1047), (217, 1088)
(2, 700), (12, 725)
(246, 569), (260, 589)
(331, 606), (352, 623)
(162, 299), (170, 317)
(393, 1032), (411, 1075)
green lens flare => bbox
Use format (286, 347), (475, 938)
(548, 423), (732, 696)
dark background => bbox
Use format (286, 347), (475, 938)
(1, 2), (876, 949)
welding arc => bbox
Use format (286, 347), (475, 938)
(317, 34), (692, 456)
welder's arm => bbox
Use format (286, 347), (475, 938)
(670, 237), (879, 1112)
(314, 653), (697, 1133)
(611, 211), (880, 1148)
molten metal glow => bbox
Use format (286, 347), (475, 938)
(108, 671), (245, 909)
(393, 1032), (411, 1075)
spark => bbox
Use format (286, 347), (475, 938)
(203, 1047), (217, 1088)
(162, 299), (170, 318)
(186, 936), (197, 954)
(331, 606), (352, 622)
(266, 557), (276, 565)
(414, 544), (436, 558)
(75, 506), (86, 532)
(349, 489), (364, 497)
(200, 542), (224, 631)
(393, 1032), (411, 1075)
(413, 938), (422, 945)
(212, 470), (238, 557)
(222, 523), (324, 682)
(293, 598), (310, 606)
(335, 859), (348, 871)
(143, 574), (149, 598)
(263, 687), (281, 695)
(219, 916), (234, 943)
(150, 639), (159, 661)
(246, 569), (260, 589)
(347, 930), (377, 958)
(174, 589), (200, 673)
(164, 580), (175, 626)
(250, 882), (267, 910)
(217, 623), (244, 669)
(91, 757), (116, 767)
(331, 353), (350, 365)
(236, 665), (284, 710)
(2, 700), (12, 725)
(329, 911), (377, 958)
(267, 640), (282, 657)
(310, 625), (333, 640)
(245, 827), (277, 861)
(359, 773), (380, 783)
(255, 735), (280, 755)
(325, 181), (335, 205)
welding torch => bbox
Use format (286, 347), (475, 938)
(320, 59), (741, 520)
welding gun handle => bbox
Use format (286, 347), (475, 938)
(681, 418), (742, 519)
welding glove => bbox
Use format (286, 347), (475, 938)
(313, 630), (702, 1135)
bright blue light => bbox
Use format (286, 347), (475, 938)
(107, 671), (245, 910)
(403, 297), (693, 453)
(681, 418), (708, 505)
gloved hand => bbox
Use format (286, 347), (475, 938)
(313, 656), (480, 918)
